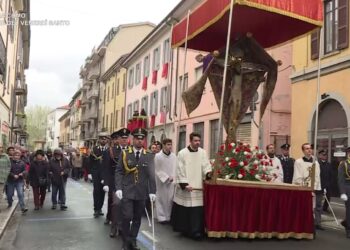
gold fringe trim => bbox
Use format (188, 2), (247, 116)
(207, 230), (314, 240)
(172, 0), (322, 48)
(235, 0), (323, 27)
(172, 3), (231, 48)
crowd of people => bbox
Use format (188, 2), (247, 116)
(0, 127), (349, 250)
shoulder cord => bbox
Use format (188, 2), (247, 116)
(122, 150), (139, 183)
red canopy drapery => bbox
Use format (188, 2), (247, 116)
(172, 0), (323, 50)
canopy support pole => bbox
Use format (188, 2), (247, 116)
(217, 0), (234, 146)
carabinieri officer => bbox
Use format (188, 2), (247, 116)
(115, 128), (156, 250)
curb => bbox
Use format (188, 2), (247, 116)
(0, 200), (18, 239)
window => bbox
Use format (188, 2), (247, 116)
(127, 104), (133, 120)
(143, 55), (150, 77)
(107, 86), (110, 101)
(312, 0), (348, 58)
(178, 126), (187, 152)
(135, 63), (141, 85)
(115, 110), (119, 129)
(110, 113), (113, 131)
(116, 78), (120, 96)
(103, 89), (106, 104)
(112, 82), (115, 98)
(133, 100), (139, 114)
(183, 73), (188, 91)
(106, 115), (109, 130)
(122, 73), (126, 91)
(210, 119), (219, 159)
(163, 39), (170, 63)
(160, 86), (168, 112)
(141, 95), (149, 115)
(193, 122), (204, 148)
(150, 90), (159, 115)
(153, 47), (161, 71)
(128, 68), (134, 89)
(121, 107), (125, 127)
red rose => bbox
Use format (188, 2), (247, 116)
(218, 151), (224, 156)
(257, 154), (263, 160)
(239, 168), (246, 176)
(245, 148), (251, 153)
(235, 148), (241, 153)
(249, 169), (256, 175)
(243, 160), (248, 166)
(220, 144), (225, 151)
(227, 144), (233, 151)
(230, 159), (238, 168)
(221, 162), (226, 167)
(255, 146), (259, 150)
(246, 154), (252, 160)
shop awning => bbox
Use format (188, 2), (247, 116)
(172, 0), (323, 51)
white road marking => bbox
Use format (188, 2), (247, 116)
(141, 230), (158, 243)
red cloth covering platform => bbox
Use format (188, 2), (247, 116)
(204, 180), (314, 240)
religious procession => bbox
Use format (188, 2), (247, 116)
(1, 0), (350, 249)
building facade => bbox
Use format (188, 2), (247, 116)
(100, 23), (155, 134)
(46, 106), (69, 150)
(58, 110), (71, 150)
(290, 0), (349, 160)
(0, 0), (30, 147)
(68, 89), (83, 149)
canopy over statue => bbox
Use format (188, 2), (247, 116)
(172, 0), (323, 142)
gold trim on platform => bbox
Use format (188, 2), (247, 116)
(205, 179), (313, 191)
(207, 231), (314, 240)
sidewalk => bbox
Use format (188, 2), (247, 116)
(0, 184), (18, 239)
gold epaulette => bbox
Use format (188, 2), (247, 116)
(122, 150), (139, 183)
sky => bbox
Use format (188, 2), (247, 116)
(26, 0), (181, 109)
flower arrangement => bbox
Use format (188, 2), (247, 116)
(214, 141), (273, 182)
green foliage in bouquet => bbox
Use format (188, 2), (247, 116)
(214, 141), (273, 182)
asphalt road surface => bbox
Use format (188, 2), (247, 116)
(0, 179), (349, 250)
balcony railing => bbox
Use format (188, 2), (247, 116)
(15, 84), (27, 96)
(87, 89), (99, 100)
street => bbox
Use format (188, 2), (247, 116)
(0, 179), (348, 250)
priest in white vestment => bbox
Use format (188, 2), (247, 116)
(266, 144), (284, 183)
(171, 132), (212, 240)
(154, 138), (176, 223)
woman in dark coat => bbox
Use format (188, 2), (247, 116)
(29, 150), (49, 210)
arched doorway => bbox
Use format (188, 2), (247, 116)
(311, 99), (348, 196)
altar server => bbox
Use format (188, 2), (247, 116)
(171, 132), (212, 240)
(155, 138), (176, 223)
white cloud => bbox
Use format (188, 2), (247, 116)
(27, 0), (181, 108)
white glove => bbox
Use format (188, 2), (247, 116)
(88, 174), (92, 180)
(340, 193), (348, 201)
(103, 186), (109, 192)
(116, 190), (123, 200)
(324, 189), (327, 195)
(101, 180), (104, 184)
(149, 194), (156, 202)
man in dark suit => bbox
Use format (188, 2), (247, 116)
(108, 128), (130, 237)
(318, 149), (332, 213)
(278, 143), (295, 184)
(116, 128), (156, 250)
(89, 132), (111, 218)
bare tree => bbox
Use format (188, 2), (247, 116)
(26, 105), (51, 150)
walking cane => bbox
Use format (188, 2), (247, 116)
(144, 208), (152, 227)
(323, 194), (340, 226)
(151, 200), (156, 250)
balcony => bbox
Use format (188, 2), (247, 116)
(83, 79), (92, 87)
(15, 84), (27, 95)
(88, 107), (98, 120)
(13, 116), (26, 132)
(72, 119), (83, 128)
(87, 67), (100, 80)
(87, 89), (99, 99)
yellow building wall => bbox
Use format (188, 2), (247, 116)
(103, 68), (126, 134)
(291, 69), (350, 158)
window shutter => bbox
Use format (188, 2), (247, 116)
(311, 30), (319, 60)
(338, 0), (349, 50)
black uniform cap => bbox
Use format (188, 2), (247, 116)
(117, 128), (131, 138)
(281, 143), (290, 150)
(35, 149), (45, 156)
(132, 128), (147, 139)
(318, 149), (327, 154)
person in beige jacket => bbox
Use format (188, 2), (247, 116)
(71, 151), (83, 180)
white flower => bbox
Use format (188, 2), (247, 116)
(255, 174), (261, 179)
(254, 160), (259, 165)
(225, 157), (230, 162)
(239, 161), (244, 166)
(262, 166), (267, 171)
(225, 175), (230, 180)
(230, 142), (235, 147)
(243, 151), (248, 155)
(238, 174), (243, 179)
